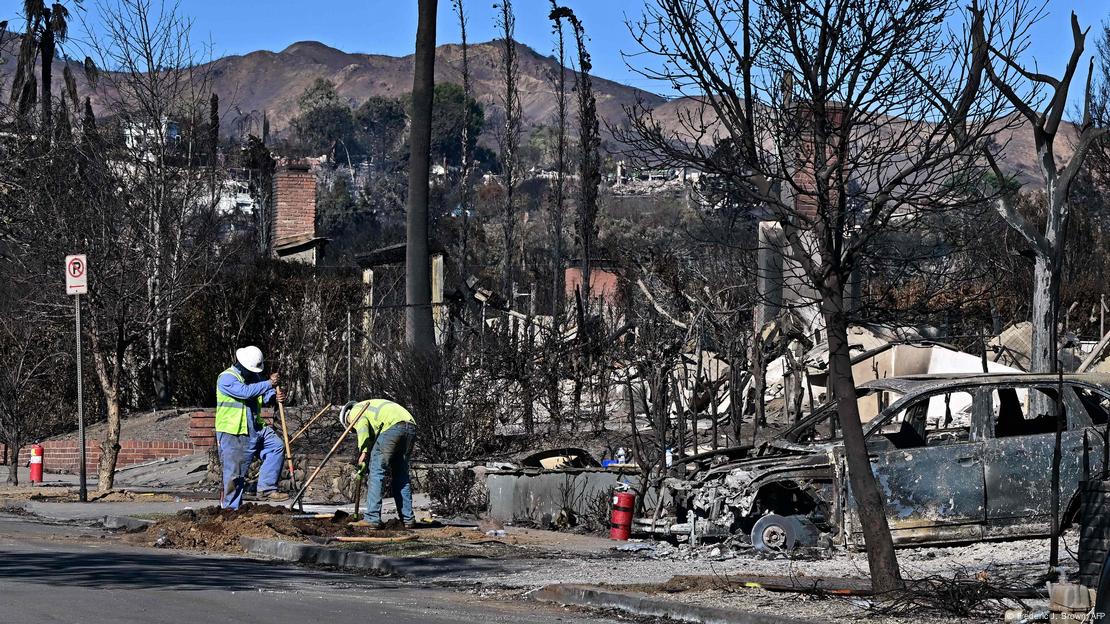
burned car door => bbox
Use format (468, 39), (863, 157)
(861, 389), (986, 544)
(981, 384), (1106, 536)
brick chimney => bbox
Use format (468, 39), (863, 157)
(269, 162), (322, 264)
(791, 104), (846, 221)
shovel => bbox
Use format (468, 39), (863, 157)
(274, 387), (299, 509)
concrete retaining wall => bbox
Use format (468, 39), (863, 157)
(485, 469), (643, 524)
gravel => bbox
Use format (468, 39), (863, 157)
(458, 533), (1080, 624)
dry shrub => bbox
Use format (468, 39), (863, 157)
(426, 467), (488, 517)
(360, 346), (500, 463)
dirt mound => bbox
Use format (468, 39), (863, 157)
(130, 504), (311, 552)
(127, 504), (522, 555)
(128, 505), (419, 552)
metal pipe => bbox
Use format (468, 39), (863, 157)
(76, 293), (86, 502)
(346, 309), (352, 402)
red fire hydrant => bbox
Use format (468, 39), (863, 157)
(609, 489), (635, 541)
(29, 444), (44, 485)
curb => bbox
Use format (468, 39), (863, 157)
(240, 537), (397, 575)
(102, 515), (155, 531)
(238, 537), (516, 579)
(0, 499), (30, 512)
(529, 584), (811, 624)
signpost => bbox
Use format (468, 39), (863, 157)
(65, 255), (88, 502)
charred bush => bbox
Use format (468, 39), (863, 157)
(426, 467), (488, 517)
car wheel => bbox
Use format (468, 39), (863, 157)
(751, 514), (819, 554)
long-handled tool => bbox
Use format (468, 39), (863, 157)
(275, 388), (299, 505)
(353, 460), (366, 520)
(289, 404), (334, 445)
(289, 401), (369, 508)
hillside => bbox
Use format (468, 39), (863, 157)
(0, 35), (1074, 188)
(209, 40), (666, 139)
(0, 36), (663, 142)
(647, 97), (1077, 189)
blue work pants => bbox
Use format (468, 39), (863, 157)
(217, 425), (285, 509)
(364, 422), (417, 524)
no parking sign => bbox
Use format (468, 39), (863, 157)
(65, 254), (88, 295)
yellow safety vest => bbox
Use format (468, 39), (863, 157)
(349, 399), (415, 451)
(214, 367), (265, 435)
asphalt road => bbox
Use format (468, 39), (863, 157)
(0, 513), (622, 624)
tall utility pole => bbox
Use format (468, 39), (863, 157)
(405, 0), (438, 352)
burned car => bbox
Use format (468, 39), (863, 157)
(637, 373), (1110, 552)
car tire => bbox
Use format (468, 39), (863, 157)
(751, 514), (818, 553)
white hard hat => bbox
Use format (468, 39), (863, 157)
(235, 346), (265, 373)
(339, 401), (357, 428)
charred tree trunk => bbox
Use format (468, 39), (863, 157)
(452, 0), (474, 281)
(39, 23), (55, 133)
(497, 0), (521, 298)
(821, 284), (902, 592)
(93, 345), (123, 493)
(1030, 255), (1058, 394)
(569, 13), (600, 306)
(5, 441), (19, 485)
(548, 3), (570, 318)
(97, 390), (122, 492)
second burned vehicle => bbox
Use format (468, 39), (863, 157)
(636, 374), (1110, 552)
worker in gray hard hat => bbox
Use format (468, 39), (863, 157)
(215, 346), (288, 508)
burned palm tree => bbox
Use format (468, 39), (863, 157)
(12, 1), (74, 131)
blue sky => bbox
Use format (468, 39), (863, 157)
(1, 0), (1105, 104)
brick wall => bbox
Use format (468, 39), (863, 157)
(565, 266), (621, 308)
(1, 440), (196, 475)
(188, 410), (216, 449)
(270, 163), (317, 250)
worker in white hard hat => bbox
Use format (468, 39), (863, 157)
(214, 346), (288, 509)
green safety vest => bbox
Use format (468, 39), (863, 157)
(215, 367), (265, 435)
(350, 399), (416, 452)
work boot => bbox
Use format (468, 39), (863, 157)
(403, 520), (419, 529)
(351, 519), (383, 529)
(260, 490), (289, 502)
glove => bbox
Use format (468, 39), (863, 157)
(355, 451), (368, 480)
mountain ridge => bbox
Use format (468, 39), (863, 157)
(201, 38), (666, 140)
(0, 35), (1072, 188)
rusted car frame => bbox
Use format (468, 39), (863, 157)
(637, 373), (1110, 550)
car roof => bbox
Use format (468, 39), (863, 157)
(857, 372), (1110, 395)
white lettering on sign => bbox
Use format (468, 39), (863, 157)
(65, 255), (88, 295)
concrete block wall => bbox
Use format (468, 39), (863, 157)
(270, 163), (317, 249)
